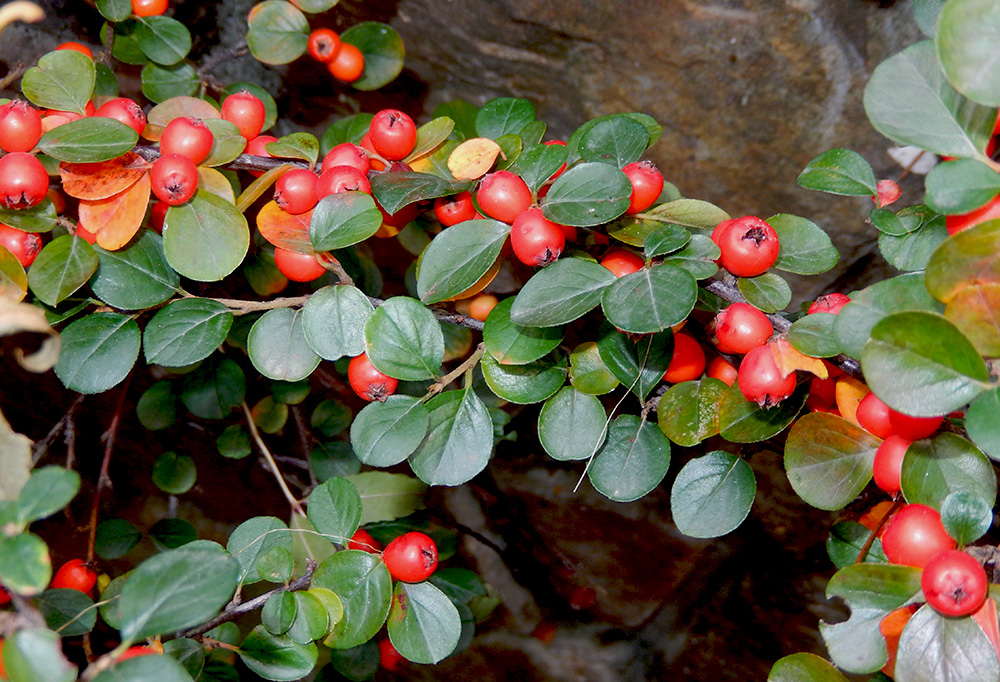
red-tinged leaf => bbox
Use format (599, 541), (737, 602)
(945, 283), (1000, 356)
(144, 95), (222, 141)
(771, 337), (829, 380)
(79, 173), (151, 251)
(257, 200), (314, 254)
(972, 597), (1000, 667)
(59, 152), (148, 200)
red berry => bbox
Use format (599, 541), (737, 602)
(888, 410), (943, 441)
(378, 637), (406, 671)
(150, 153), (198, 205)
(348, 353), (398, 402)
(327, 42), (365, 83)
(857, 393), (894, 439)
(221, 90), (266, 140)
(0, 152), (49, 210)
(434, 191), (477, 226)
(467, 293), (498, 322)
(476, 171), (532, 224)
(0, 224), (41, 267)
(921, 549), (988, 617)
(713, 215), (780, 278)
(131, 0), (168, 17)
(245, 134), (278, 178)
(599, 248), (645, 277)
(322, 142), (370, 175)
(807, 293), (850, 315)
(713, 302), (773, 355)
(662, 332), (706, 383)
(381, 531), (438, 582)
(369, 109), (417, 161)
(737, 344), (796, 408)
(622, 160), (664, 214)
(149, 201), (168, 233)
(307, 28), (341, 63)
(118, 645), (158, 662)
(55, 42), (93, 59)
(946, 195), (1000, 236)
(0, 101), (43, 153)
(568, 586), (597, 611)
(873, 435), (911, 495)
(706, 355), (738, 387)
(510, 208), (565, 266)
(316, 165), (371, 199)
(50, 559), (97, 595)
(881, 504), (955, 568)
(274, 168), (318, 215)
(160, 117), (213, 165)
(95, 98), (146, 136)
(273, 247), (328, 283)
(347, 528), (382, 553)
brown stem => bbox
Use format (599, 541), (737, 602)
(31, 395), (84, 465)
(426, 343), (486, 398)
(241, 401), (305, 516)
(854, 497), (905, 565)
(86, 374), (133, 564)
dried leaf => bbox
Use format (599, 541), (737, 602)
(79, 172), (151, 250)
(448, 138), (503, 180)
(59, 152), (148, 200)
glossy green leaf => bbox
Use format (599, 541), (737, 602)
(787, 313), (841, 358)
(925, 158), (1000, 214)
(718, 381), (808, 443)
(537, 386), (607, 461)
(119, 543), (239, 640)
(301, 285), (373, 361)
(149, 519), (196, 550)
(323, 641), (380, 682)
(136, 380), (177, 431)
(371, 171), (465, 216)
(257, 547), (295, 584)
(96, 0), (131, 21)
(941, 491), (993, 545)
(900, 432), (996, 511)
(670, 451), (755, 538)
(38, 117), (138, 163)
(109, 18), (147, 66)
(863, 41), (996, 161)
(340, 22), (405, 91)
(966, 387), (1000, 461)
(350, 396), (429, 468)
(769, 214), (839, 276)
(568, 341), (619, 395)
(202, 118), (247, 168)
(141, 62), (200, 102)
(577, 115), (649, 167)
(321, 113), (374, 152)
(417, 219), (508, 304)
(163, 191), (249, 282)
(861, 311), (990, 416)
(2, 628), (76, 682)
(248, 307), (321, 382)
(15, 466), (79, 525)
(313, 550), (392, 649)
(22, 50), (95, 115)
(644, 198), (729, 229)
(894, 604), (1000, 682)
(217, 424), (251, 460)
(267, 132), (319, 166)
(480, 352), (566, 405)
(541, 162), (631, 227)
(796, 148), (877, 196)
(409, 387), (493, 486)
(878, 219), (949, 272)
(95, 519), (142, 560)
(827, 521), (888, 568)
(261, 589), (295, 636)
(163, 638), (205, 680)
(364, 296), (443, 381)
(239, 627), (318, 682)
(181, 357), (245, 419)
(0, 532), (50, 595)
(915, 0), (946, 37)
(247, 0), (309, 65)
(387, 581), (461, 664)
(588, 415), (670, 502)
(869, 208), (913, 236)
(226, 516), (293, 585)
(737, 272), (792, 313)
(819, 563), (922, 674)
(601, 263), (697, 333)
(136, 15), (191, 65)
(54, 312), (140, 394)
(784, 412), (881, 511)
(475, 97), (535, 139)
(567, 112), (661, 162)
(90, 231), (179, 310)
(510, 257), (616, 327)
(643, 223), (691, 258)
(344, 471), (427, 526)
(0, 200), (57, 234)
(143, 298), (233, 367)
(28, 235), (98, 307)
(307, 477), (362, 544)
(768, 652), (850, 682)
(151, 451), (196, 495)
(286, 591), (329, 644)
(309, 192), (383, 251)
(596, 325), (672, 400)
(483, 296), (564, 365)
(509, 143), (568, 194)
(656, 378), (728, 447)
(937, 0), (1000, 106)
(38, 588), (96, 636)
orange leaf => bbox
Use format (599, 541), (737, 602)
(447, 138), (503, 180)
(770, 337), (828, 380)
(78, 172), (151, 251)
(59, 152), (148, 200)
(879, 603), (918, 678)
(257, 200), (313, 254)
(835, 375), (869, 427)
(972, 597), (1000, 668)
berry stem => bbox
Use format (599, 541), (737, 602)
(426, 342), (486, 399)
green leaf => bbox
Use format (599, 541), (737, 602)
(2, 628), (76, 682)
(966, 387), (1000, 460)
(878, 218), (949, 272)
(238, 627), (318, 682)
(350, 396), (429, 468)
(475, 97), (535, 139)
(226, 516), (292, 585)
(340, 22), (405, 91)
(416, 219), (508, 304)
(163, 191), (249, 282)
(387, 582), (461, 664)
(737, 272), (792, 313)
(644, 198), (730, 229)
(541, 162), (631, 227)
(787, 313), (841, 358)
(248, 308), (321, 382)
(566, 112), (661, 162)
(894, 604), (1000, 682)
(925, 218), (1000, 302)
(90, 231), (179, 310)
(95, 519), (142, 560)
(307, 478), (362, 544)
(28, 235), (98, 307)
(38, 588), (96, 636)
(940, 491), (993, 545)
(719, 381), (808, 443)
(670, 451), (755, 538)
(827, 521), (888, 568)
(783, 412), (881, 511)
(286, 591), (329, 644)
(409, 387), (493, 486)
(589, 415), (670, 502)
(643, 223), (690, 258)
(151, 451), (196, 495)
(861, 311), (990, 416)
(137, 381), (177, 431)
(38, 117), (138, 163)
(0, 532), (50, 595)
(262, 591), (297, 637)
(915, 0), (946, 37)
(568, 341), (619, 395)
(600, 264), (698, 333)
(925, 159), (1000, 214)
(309, 192), (383, 251)
(163, 638), (205, 680)
(22, 50), (95, 115)
(768, 214), (839, 276)
(323, 641), (379, 682)
(863, 41), (996, 161)
(371, 171), (465, 216)
(141, 62), (200, 103)
(344, 471), (427, 525)
(364, 297), (444, 381)
(15, 466), (79, 525)
(869, 207), (914, 236)
(509, 257), (616, 327)
(483, 296), (564, 365)
(181, 357), (245, 419)
(900, 432), (997, 511)
(656, 378), (728, 447)
(768, 652), (850, 682)
(662, 233), (721, 279)
(202, 118), (247, 168)
(135, 15), (191, 65)
(321, 114), (374, 152)
(54, 312), (140, 394)
(149, 519), (196, 550)
(537, 386), (607, 461)
(480, 352), (566, 405)
(246, 0), (309, 65)
(509, 143), (568, 194)
(936, 0), (1000, 106)
(267, 132), (319, 166)
(596, 325), (672, 401)
(0, 200), (58, 234)
(118, 543), (240, 640)
(577, 115), (649, 167)
(96, 0), (131, 22)
(406, 117), (455, 162)
(312, 550), (392, 649)
(819, 563), (922, 674)
(302, 285), (374, 361)
(796, 148), (877, 196)
(143, 298), (233, 367)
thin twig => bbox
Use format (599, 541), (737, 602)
(426, 343), (486, 398)
(854, 497), (904, 565)
(241, 401), (305, 516)
(86, 374), (132, 564)
(31, 394), (84, 465)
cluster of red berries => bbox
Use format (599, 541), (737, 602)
(305, 28), (365, 83)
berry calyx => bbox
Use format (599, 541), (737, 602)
(0, 224), (42, 267)
(347, 353), (398, 402)
(712, 215), (780, 278)
(921, 549), (988, 617)
(322, 142), (370, 175)
(150, 153), (198, 205)
(807, 293), (850, 315)
(316, 165), (371, 199)
(307, 28), (341, 63)
(381, 531), (438, 582)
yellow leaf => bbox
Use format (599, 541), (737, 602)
(447, 138), (503, 180)
(79, 172), (151, 251)
(835, 375), (869, 428)
(770, 337), (828, 380)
